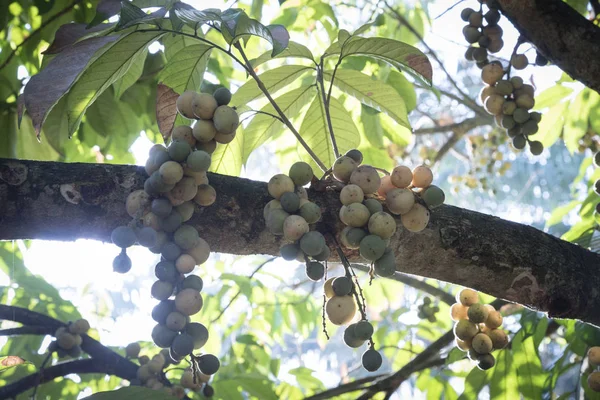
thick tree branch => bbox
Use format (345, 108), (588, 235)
(413, 116), (491, 135)
(1, 159), (600, 327)
(497, 0), (600, 93)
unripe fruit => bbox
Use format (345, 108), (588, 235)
(481, 63), (504, 85)
(386, 188), (415, 215)
(151, 280), (174, 301)
(345, 149), (363, 164)
(268, 174), (295, 199)
(113, 250), (132, 273)
(125, 342), (141, 358)
(305, 261), (325, 281)
(332, 276), (353, 296)
(391, 165), (413, 188)
(485, 310), (503, 329)
(266, 209), (289, 235)
(148, 359), (163, 374)
(473, 47), (488, 62)
(457, 288), (479, 306)
(511, 54), (528, 70)
(186, 322), (209, 349)
(280, 243), (300, 261)
(477, 353), (496, 370)
(57, 332), (78, 350)
(186, 150), (211, 172)
(340, 226), (368, 249)
(126, 190), (150, 218)
(484, 94), (505, 115)
(454, 319), (479, 341)
(359, 234), (386, 261)
(161, 241), (182, 261)
(350, 165), (381, 194)
(450, 304), (469, 322)
(175, 288), (203, 315)
(159, 161), (184, 185)
(213, 87), (232, 106)
(487, 38), (504, 53)
(495, 80), (513, 96)
(361, 349), (382, 372)
(502, 101), (516, 115)
(325, 295), (357, 325)
(455, 338), (471, 351)
(214, 131), (236, 144)
(176, 91), (198, 119)
(263, 199), (282, 220)
(192, 120), (217, 143)
(137, 364), (153, 382)
(111, 226), (136, 248)
(160, 211), (183, 233)
(168, 140), (192, 163)
(368, 211), (397, 239)
(299, 231), (326, 256)
(340, 184), (364, 205)
(344, 324), (365, 348)
(171, 125), (195, 147)
(468, 11), (483, 27)
(516, 94), (535, 110)
(479, 86), (495, 104)
(136, 227), (157, 248)
(588, 346), (600, 367)
(354, 320), (374, 340)
(373, 248), (396, 277)
(461, 7), (474, 21)
(175, 254), (196, 274)
(152, 300), (175, 324)
(180, 369), (202, 390)
(155, 260), (178, 282)
(194, 184), (216, 206)
(512, 135), (527, 150)
(171, 333), (194, 358)
(463, 26), (481, 43)
(283, 215), (309, 241)
(280, 191), (300, 213)
(299, 202), (321, 224)
(589, 371), (600, 392)
(138, 355), (150, 365)
(401, 203), (430, 232)
(339, 203), (371, 227)
(166, 311), (187, 331)
(213, 105), (239, 134)
(471, 333), (493, 354)
(192, 93), (217, 120)
(152, 324), (177, 348)
(364, 198), (383, 215)
(182, 275), (203, 291)
(421, 185), (445, 208)
(197, 354), (220, 375)
(467, 303), (489, 323)
(488, 329), (508, 349)
(196, 139), (217, 154)
(173, 224), (199, 251)
(333, 156), (358, 182)
(377, 175), (396, 198)
(289, 161), (313, 186)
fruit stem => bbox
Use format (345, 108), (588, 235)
(317, 61), (341, 158)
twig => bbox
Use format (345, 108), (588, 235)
(434, 0), (466, 19)
(0, 0), (85, 73)
(31, 352), (53, 399)
(317, 63), (340, 158)
(413, 116), (491, 135)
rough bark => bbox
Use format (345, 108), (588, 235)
(498, 0), (600, 93)
(1, 159), (600, 327)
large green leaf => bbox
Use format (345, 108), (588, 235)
(458, 367), (487, 400)
(528, 101), (568, 148)
(386, 70), (417, 112)
(222, 12), (289, 57)
(298, 94), (360, 171)
(324, 69), (410, 129)
(241, 85), (315, 164)
(232, 65), (314, 106)
(545, 200), (580, 229)
(172, 4), (222, 28)
(209, 125), (244, 177)
(512, 331), (545, 399)
(250, 41), (315, 69)
(159, 43), (212, 94)
(112, 49), (147, 99)
(81, 386), (178, 399)
(66, 30), (165, 137)
(564, 89), (593, 153)
(360, 105), (384, 147)
(534, 84), (574, 110)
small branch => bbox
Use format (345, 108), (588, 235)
(413, 116), (491, 135)
(239, 109), (283, 123)
(317, 64), (340, 158)
(0, 325), (53, 336)
(434, 0), (466, 19)
(0, 0), (85, 73)
(303, 374), (386, 400)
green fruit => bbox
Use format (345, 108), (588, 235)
(473, 47), (488, 63)
(529, 140), (544, 155)
(196, 139), (217, 154)
(354, 320), (374, 340)
(280, 243), (300, 261)
(530, 111), (542, 123)
(125, 342), (141, 358)
(263, 199), (282, 220)
(171, 333), (194, 358)
(359, 235), (386, 261)
(464, 46), (475, 61)
(467, 303), (489, 323)
(166, 311), (187, 331)
(152, 300), (175, 324)
(136, 227), (157, 248)
(155, 260), (178, 282)
(186, 150), (211, 172)
(168, 140), (192, 162)
(345, 149), (363, 164)
(485, 9), (500, 25)
(192, 93), (217, 119)
(192, 119), (216, 143)
(266, 209), (290, 235)
(507, 126), (521, 138)
(111, 226), (136, 248)
(361, 349), (382, 372)
(113, 250), (132, 274)
(471, 332), (493, 354)
(454, 319), (479, 341)
(213, 87), (232, 106)
(182, 275), (204, 291)
(373, 248), (395, 277)
(173, 225), (199, 250)
(421, 185), (445, 208)
(363, 198), (383, 215)
(151, 199), (172, 218)
(343, 324), (365, 348)
(161, 242), (182, 261)
(175, 288), (203, 316)
(312, 245), (330, 262)
(341, 227), (367, 249)
(339, 203), (370, 227)
(333, 156), (358, 182)
(151, 280), (174, 301)
(495, 80), (513, 96)
(521, 119), (539, 135)
(340, 184), (364, 205)
(477, 353), (496, 370)
(349, 165), (381, 194)
(460, 7), (474, 21)
(213, 105), (239, 134)
(512, 108), (530, 124)
(332, 276), (353, 296)
(161, 211), (183, 233)
(305, 261), (325, 281)
(299, 231), (326, 256)
(367, 211), (397, 239)
(512, 135), (527, 150)
(289, 161), (314, 186)
(299, 202), (321, 224)
(197, 354), (220, 375)
(501, 115), (516, 129)
(502, 101), (516, 115)
(463, 26), (481, 44)
(175, 201), (195, 222)
(152, 324), (177, 348)
(186, 322), (209, 349)
(280, 191), (301, 213)
(510, 76), (523, 89)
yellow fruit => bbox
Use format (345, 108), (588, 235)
(450, 303), (469, 321)
(485, 310), (503, 329)
(488, 329), (509, 349)
(588, 346), (600, 367)
(186, 238), (210, 265)
(400, 203), (430, 232)
(386, 188), (415, 215)
(471, 333), (493, 354)
(192, 120), (216, 143)
(456, 288), (479, 306)
(194, 184), (216, 206)
(411, 165), (433, 188)
(192, 93), (218, 120)
(176, 91), (198, 119)
(454, 319), (479, 341)
(268, 174), (295, 200)
(325, 295), (357, 325)
(377, 175), (396, 198)
(324, 277), (335, 299)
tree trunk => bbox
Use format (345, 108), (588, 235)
(1, 158), (599, 327)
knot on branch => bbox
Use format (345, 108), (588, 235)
(0, 162), (28, 186)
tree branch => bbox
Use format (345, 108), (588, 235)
(413, 116), (491, 135)
(1, 159), (600, 327)
(497, 0), (600, 93)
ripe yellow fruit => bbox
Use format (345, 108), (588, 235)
(192, 120), (216, 143)
(324, 277), (335, 299)
(325, 295), (357, 325)
(176, 91), (198, 119)
(333, 156), (358, 183)
(159, 161), (184, 185)
(339, 203), (370, 227)
(400, 203), (430, 232)
(488, 329), (509, 349)
(471, 333), (493, 354)
(186, 238), (210, 265)
(340, 184), (364, 205)
(450, 303), (469, 321)
(349, 165), (381, 194)
(268, 174), (295, 200)
(368, 212), (397, 239)
(588, 346), (600, 367)
(456, 288), (479, 306)
(485, 310), (503, 329)
(481, 63), (504, 85)
(411, 165), (433, 188)
(377, 175), (396, 198)
(391, 165), (413, 188)
(588, 371), (600, 392)
(194, 184), (216, 206)
(192, 93), (218, 120)
(386, 188), (415, 215)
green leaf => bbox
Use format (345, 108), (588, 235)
(386, 70), (417, 112)
(66, 31), (165, 137)
(159, 43), (212, 94)
(222, 12), (289, 56)
(360, 105), (384, 147)
(338, 29), (350, 44)
(512, 331), (545, 399)
(241, 85), (315, 164)
(250, 41), (315, 69)
(324, 69), (410, 129)
(112, 49), (147, 99)
(458, 367), (487, 400)
(209, 125), (244, 177)
(288, 367), (325, 391)
(81, 386), (178, 399)
(116, 1), (147, 30)
(446, 348), (467, 365)
(298, 94), (360, 171)
(172, 4), (222, 28)
(528, 101), (568, 148)
(534, 84), (574, 110)
(545, 200), (580, 229)
(490, 350), (519, 400)
(232, 65), (314, 106)
(564, 89), (593, 153)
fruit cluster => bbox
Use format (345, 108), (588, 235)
(587, 346), (600, 392)
(134, 350), (176, 393)
(417, 297), (440, 323)
(451, 289), (508, 370)
(461, 3), (544, 155)
(49, 318), (90, 359)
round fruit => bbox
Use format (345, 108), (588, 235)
(312, 245), (331, 262)
(161, 241), (182, 261)
(339, 203), (370, 227)
(377, 175), (395, 198)
(421, 185), (445, 208)
(401, 204), (430, 232)
(467, 303), (489, 324)
(213, 105), (239, 134)
(325, 295), (357, 325)
(390, 165), (412, 188)
(457, 289), (479, 306)
(136, 227), (157, 248)
(340, 226), (368, 249)
(340, 184), (364, 205)
(166, 311), (187, 331)
(155, 260), (178, 282)
(181, 275), (203, 292)
(359, 234), (386, 261)
(471, 333), (493, 354)
(193, 184), (216, 207)
(126, 190), (150, 218)
(485, 310), (503, 329)
(488, 329), (509, 349)
(455, 338), (471, 351)
(283, 215), (309, 241)
(280, 243), (300, 261)
(266, 209), (289, 235)
(477, 353), (496, 370)
(137, 364), (153, 382)
(186, 150), (211, 172)
(197, 354), (220, 375)
(192, 120), (217, 144)
(192, 93), (218, 119)
(345, 149), (363, 164)
(502, 101), (517, 115)
(171, 333), (194, 358)
(175, 254), (196, 274)
(268, 174), (295, 199)
(196, 139), (217, 154)
(111, 226), (136, 248)
(454, 320), (479, 341)
(354, 320), (374, 340)
(450, 303), (468, 321)
(485, 94), (505, 115)
(512, 134), (527, 150)
(151, 280), (174, 301)
(386, 188), (415, 215)
(529, 141), (544, 156)
(263, 199), (282, 220)
(174, 225), (199, 250)
(213, 87), (232, 106)
(299, 202), (321, 224)
(373, 248), (395, 277)
(299, 231), (326, 256)
(350, 165), (381, 194)
(364, 198), (383, 215)
(588, 347), (600, 367)
(343, 324), (365, 348)
(203, 384), (215, 397)
(463, 26), (481, 43)
(186, 322), (209, 349)
(412, 165), (433, 188)
(152, 300), (175, 324)
(368, 211), (397, 239)
(113, 250), (132, 273)
(125, 342), (141, 358)
(152, 324), (177, 348)
(161, 211), (183, 233)
(159, 161), (184, 185)
(306, 261), (325, 281)
(214, 131), (236, 144)
(479, 86), (495, 104)
(333, 156), (358, 182)
(168, 177), (197, 205)
(289, 161), (313, 186)
(175, 288), (203, 315)
(171, 125), (195, 147)
(332, 276), (353, 296)
(511, 54), (528, 70)
(324, 277), (335, 298)
(176, 91), (197, 119)
(362, 349), (382, 372)
(481, 63), (504, 85)
(280, 192), (301, 213)
(168, 140), (192, 163)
